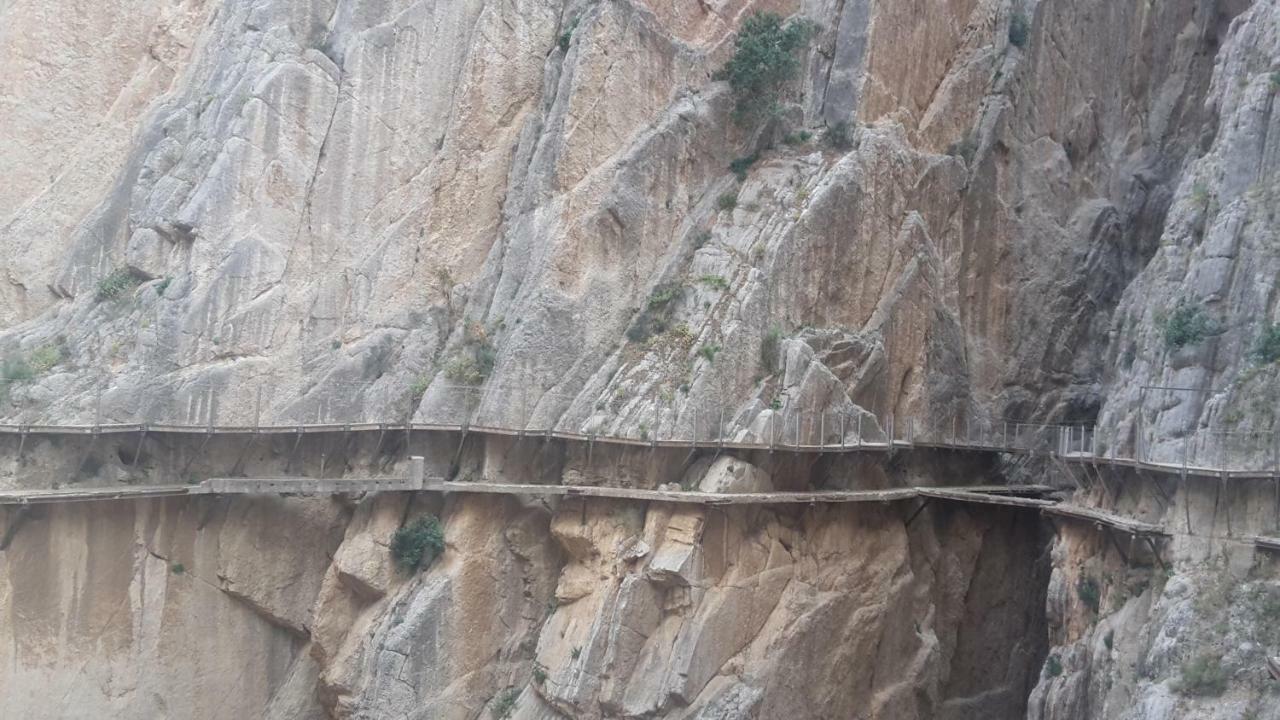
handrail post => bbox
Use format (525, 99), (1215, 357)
(409, 456), (425, 489)
(840, 412), (846, 449)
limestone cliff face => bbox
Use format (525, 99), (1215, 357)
(4, 0), (1280, 718)
(0, 454), (1049, 720)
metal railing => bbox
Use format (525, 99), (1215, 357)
(2, 374), (1279, 474)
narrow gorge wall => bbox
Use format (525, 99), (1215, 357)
(3, 0), (1280, 717)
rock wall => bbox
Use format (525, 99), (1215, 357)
(0, 454), (1050, 719)
(4, 0), (1280, 717)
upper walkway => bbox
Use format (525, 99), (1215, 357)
(0, 415), (1274, 479)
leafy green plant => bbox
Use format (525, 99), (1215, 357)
(558, 17), (580, 52)
(782, 130), (812, 145)
(443, 322), (497, 384)
(409, 376), (431, 398)
(171, 563), (186, 575)
(1253, 323), (1280, 365)
(729, 154), (759, 181)
(532, 664), (548, 685)
(717, 192), (738, 211)
(391, 515), (446, 572)
(1271, 71), (1280, 92)
(95, 268), (143, 303)
(1177, 654), (1228, 696)
(1046, 654), (1063, 677)
(1077, 577), (1101, 614)
(698, 344), (721, 363)
(698, 275), (729, 291)
(824, 120), (853, 150)
(570, 646), (582, 660)
(628, 283), (683, 344)
(491, 687), (520, 719)
(27, 345), (63, 374)
(1008, 10), (1030, 48)
(718, 12), (818, 124)
(1163, 302), (1215, 349)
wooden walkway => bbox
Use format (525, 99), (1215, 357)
(0, 469), (1168, 540)
(0, 421), (1273, 479)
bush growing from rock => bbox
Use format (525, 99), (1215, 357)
(1163, 302), (1214, 349)
(1177, 654), (1228, 696)
(1008, 11), (1030, 48)
(95, 267), (143, 302)
(718, 12), (817, 124)
(825, 121), (854, 151)
(1253, 323), (1280, 364)
(391, 515), (445, 572)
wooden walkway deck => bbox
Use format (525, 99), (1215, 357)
(0, 471), (1167, 539)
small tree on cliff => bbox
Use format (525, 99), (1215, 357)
(391, 514), (445, 572)
(718, 13), (817, 125)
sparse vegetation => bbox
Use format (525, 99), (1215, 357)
(948, 136), (977, 164)
(1008, 10), (1030, 48)
(409, 376), (432, 398)
(95, 268), (143, 303)
(718, 12), (818, 124)
(692, 231), (712, 250)
(761, 326), (783, 374)
(491, 687), (520, 719)
(1103, 630), (1114, 651)
(698, 275), (729, 291)
(1271, 71), (1280, 92)
(1253, 323), (1280, 365)
(1046, 654), (1063, 677)
(391, 514), (446, 572)
(729, 154), (759, 181)
(156, 276), (173, 296)
(27, 344), (63, 374)
(1163, 301), (1215, 350)
(558, 17), (580, 53)
(1077, 577), (1101, 614)
(1177, 654), (1228, 697)
(532, 664), (548, 685)
(698, 344), (721, 363)
(717, 192), (739, 211)
(171, 563), (186, 575)
(443, 322), (497, 384)
(627, 283), (683, 344)
(782, 130), (812, 145)
(824, 120), (853, 151)
(571, 646), (582, 660)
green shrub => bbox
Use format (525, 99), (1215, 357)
(443, 323), (496, 384)
(170, 563), (186, 575)
(1253, 323), (1280, 364)
(628, 283), (683, 344)
(1104, 630), (1114, 651)
(532, 664), (548, 685)
(570, 646), (582, 660)
(761, 326), (783, 374)
(1, 357), (34, 383)
(1046, 654), (1063, 677)
(824, 120), (853, 150)
(1178, 654), (1228, 696)
(1008, 11), (1030, 48)
(95, 268), (142, 302)
(491, 687), (520, 719)
(558, 17), (579, 52)
(698, 275), (729, 291)
(729, 154), (759, 181)
(1077, 577), (1101, 613)
(717, 192), (738, 211)
(782, 130), (812, 145)
(1271, 71), (1280, 92)
(1163, 302), (1214, 349)
(391, 515), (446, 572)
(27, 345), (61, 373)
(409, 376), (431, 398)
(698, 344), (721, 363)
(719, 12), (818, 124)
